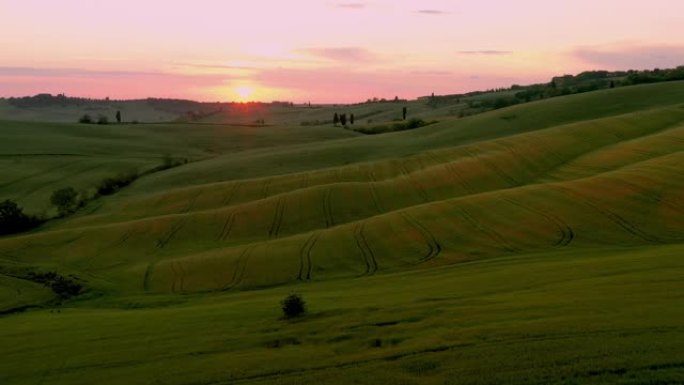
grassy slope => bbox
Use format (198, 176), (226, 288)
(0, 120), (356, 213)
(0, 245), (682, 385)
(0, 82), (683, 384)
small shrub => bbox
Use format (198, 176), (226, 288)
(281, 293), (306, 319)
(78, 114), (92, 124)
(50, 187), (78, 216)
(96, 115), (109, 125)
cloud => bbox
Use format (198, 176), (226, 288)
(336, 2), (366, 9)
(0, 66), (230, 100)
(458, 50), (513, 55)
(301, 47), (377, 63)
(573, 44), (684, 70)
(417, 9), (448, 15)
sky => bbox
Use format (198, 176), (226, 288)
(1, 0), (683, 103)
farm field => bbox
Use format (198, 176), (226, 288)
(0, 82), (683, 384)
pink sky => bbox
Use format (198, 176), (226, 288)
(1, 0), (683, 103)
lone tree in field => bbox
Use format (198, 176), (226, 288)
(333, 112), (339, 126)
(350, 113), (355, 125)
(340, 113), (347, 126)
(116, 110), (121, 123)
(402, 106), (407, 120)
(281, 293), (306, 319)
(50, 187), (78, 216)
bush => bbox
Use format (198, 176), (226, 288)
(0, 200), (42, 235)
(26, 271), (83, 299)
(78, 114), (92, 124)
(281, 294), (306, 319)
(96, 115), (109, 125)
(50, 187), (78, 216)
(96, 172), (138, 196)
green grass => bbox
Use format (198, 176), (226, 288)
(1, 245), (682, 384)
(0, 82), (683, 384)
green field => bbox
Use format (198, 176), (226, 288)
(1, 82), (683, 384)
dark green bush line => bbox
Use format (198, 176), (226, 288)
(0, 200), (44, 236)
(349, 118), (437, 135)
(25, 271), (83, 299)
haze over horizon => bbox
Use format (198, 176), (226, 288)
(1, 0), (683, 103)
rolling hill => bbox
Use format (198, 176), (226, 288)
(0, 81), (683, 385)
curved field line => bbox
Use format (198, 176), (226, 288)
(500, 197), (574, 247)
(261, 178), (272, 199)
(458, 207), (519, 252)
(464, 148), (521, 186)
(156, 222), (186, 249)
(323, 188), (335, 228)
(552, 186), (665, 243)
(156, 189), (203, 249)
(400, 161), (429, 202)
(353, 222), (377, 276)
(142, 261), (157, 291)
(221, 182), (242, 206)
(400, 212), (442, 263)
(222, 245), (257, 290)
(19, 162), (106, 200)
(300, 173), (310, 189)
(218, 211), (237, 241)
(268, 197), (286, 238)
(298, 231), (321, 281)
(425, 152), (476, 194)
(0, 159), (82, 188)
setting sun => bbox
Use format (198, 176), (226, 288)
(234, 86), (254, 100)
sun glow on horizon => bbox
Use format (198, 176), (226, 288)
(234, 86), (254, 101)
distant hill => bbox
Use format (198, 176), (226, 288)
(1, 66), (682, 124)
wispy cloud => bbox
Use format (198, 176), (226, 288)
(458, 50), (513, 55)
(0, 66), (230, 100)
(573, 44), (684, 70)
(417, 9), (449, 15)
(301, 47), (377, 63)
(336, 2), (366, 9)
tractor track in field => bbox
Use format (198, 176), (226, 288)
(222, 245), (257, 290)
(20, 162), (106, 200)
(218, 211), (237, 241)
(142, 261), (157, 292)
(465, 149), (521, 187)
(156, 189), (202, 249)
(156, 221), (186, 249)
(400, 161), (429, 203)
(425, 152), (475, 195)
(353, 222), (377, 276)
(0, 159), (82, 188)
(297, 231), (321, 281)
(366, 169), (385, 213)
(323, 187), (335, 228)
(221, 182), (242, 206)
(400, 212), (442, 263)
(553, 186), (665, 243)
(300, 173), (310, 189)
(268, 197), (286, 238)
(500, 197), (575, 247)
(261, 178), (272, 199)
(458, 207), (519, 252)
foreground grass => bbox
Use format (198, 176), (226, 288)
(1, 244), (682, 384)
